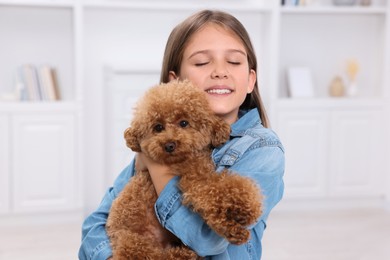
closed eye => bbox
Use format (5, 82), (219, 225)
(228, 61), (241, 65)
(195, 62), (209, 66)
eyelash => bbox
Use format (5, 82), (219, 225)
(195, 61), (241, 66)
(195, 62), (209, 67)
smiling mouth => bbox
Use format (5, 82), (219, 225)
(206, 89), (232, 94)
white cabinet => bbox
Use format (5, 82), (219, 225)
(12, 113), (76, 212)
(329, 109), (384, 197)
(277, 102), (385, 199)
(277, 108), (329, 198)
(0, 114), (10, 213)
(0, 105), (80, 215)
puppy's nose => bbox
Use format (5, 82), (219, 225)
(164, 142), (176, 153)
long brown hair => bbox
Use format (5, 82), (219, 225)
(160, 10), (269, 128)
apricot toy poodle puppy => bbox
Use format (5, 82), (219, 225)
(106, 80), (263, 259)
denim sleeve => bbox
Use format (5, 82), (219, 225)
(154, 144), (284, 258)
(225, 144), (284, 260)
(232, 145), (285, 223)
(78, 161), (135, 260)
(155, 177), (230, 257)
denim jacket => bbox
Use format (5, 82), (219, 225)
(79, 108), (285, 260)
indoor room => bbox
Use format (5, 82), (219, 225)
(0, 0), (389, 259)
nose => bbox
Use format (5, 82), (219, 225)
(211, 63), (228, 79)
(164, 142), (176, 153)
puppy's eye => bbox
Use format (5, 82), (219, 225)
(154, 124), (164, 132)
(179, 120), (189, 128)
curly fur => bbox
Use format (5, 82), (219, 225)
(106, 80), (263, 259)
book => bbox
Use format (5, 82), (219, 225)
(50, 68), (61, 101)
(17, 64), (61, 101)
(39, 65), (61, 101)
(21, 64), (41, 101)
(15, 68), (28, 101)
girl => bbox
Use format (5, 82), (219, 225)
(79, 9), (284, 260)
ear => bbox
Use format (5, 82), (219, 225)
(124, 127), (141, 152)
(168, 71), (178, 81)
(247, 69), (256, 94)
(210, 116), (231, 147)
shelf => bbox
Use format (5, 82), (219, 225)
(0, 0), (75, 8)
(281, 6), (387, 15)
(279, 10), (386, 101)
(0, 4), (75, 101)
(83, 0), (273, 12)
(0, 0), (274, 11)
(276, 97), (385, 109)
(0, 101), (79, 113)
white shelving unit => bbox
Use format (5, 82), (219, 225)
(0, 0), (83, 221)
(274, 1), (390, 204)
(0, 0), (389, 216)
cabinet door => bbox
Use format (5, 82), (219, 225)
(329, 110), (384, 197)
(0, 115), (9, 213)
(12, 114), (76, 212)
(276, 110), (329, 198)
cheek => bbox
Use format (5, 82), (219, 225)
(139, 134), (160, 157)
(179, 68), (206, 88)
(182, 130), (210, 149)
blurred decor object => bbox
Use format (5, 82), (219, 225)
(333, 0), (357, 5)
(346, 59), (359, 97)
(329, 76), (345, 97)
(360, 0), (371, 6)
(287, 67), (314, 98)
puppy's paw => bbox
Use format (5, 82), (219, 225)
(224, 200), (260, 227)
(222, 225), (250, 245)
(218, 176), (262, 228)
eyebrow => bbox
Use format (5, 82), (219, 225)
(188, 49), (247, 59)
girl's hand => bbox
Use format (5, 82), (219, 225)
(136, 153), (175, 196)
(135, 153), (147, 172)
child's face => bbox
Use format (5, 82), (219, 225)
(169, 23), (256, 124)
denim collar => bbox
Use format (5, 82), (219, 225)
(230, 108), (261, 137)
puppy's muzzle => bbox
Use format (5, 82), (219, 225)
(164, 142), (176, 153)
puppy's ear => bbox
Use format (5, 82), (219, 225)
(210, 117), (231, 147)
(124, 127), (141, 152)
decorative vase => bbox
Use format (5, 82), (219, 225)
(333, 0), (357, 5)
(329, 76), (346, 97)
(360, 0), (372, 6)
(347, 80), (358, 97)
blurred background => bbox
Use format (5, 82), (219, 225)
(0, 0), (389, 259)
